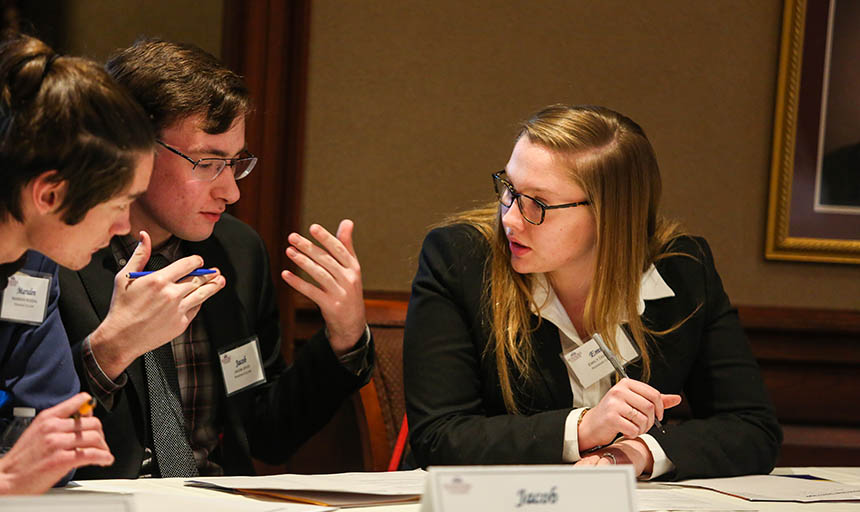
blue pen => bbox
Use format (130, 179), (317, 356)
(0, 390), (9, 410)
(127, 269), (216, 279)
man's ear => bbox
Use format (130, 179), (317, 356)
(29, 170), (68, 215)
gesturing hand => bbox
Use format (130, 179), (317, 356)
(0, 393), (113, 494)
(281, 220), (366, 356)
(90, 231), (225, 379)
(578, 378), (681, 451)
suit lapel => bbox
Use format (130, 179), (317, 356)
(620, 324), (645, 382)
(529, 319), (573, 408)
(182, 235), (254, 462)
(77, 245), (147, 394)
(77, 247), (118, 320)
(183, 236), (252, 351)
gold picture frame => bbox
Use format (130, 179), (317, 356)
(766, 0), (860, 264)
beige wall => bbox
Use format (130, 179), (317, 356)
(33, 0), (222, 62)
(40, 1), (858, 310)
(303, 0), (859, 309)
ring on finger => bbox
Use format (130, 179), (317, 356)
(600, 452), (617, 465)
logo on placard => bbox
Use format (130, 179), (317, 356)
(569, 351), (581, 362)
(443, 476), (471, 494)
(7, 275), (17, 288)
(221, 353), (231, 364)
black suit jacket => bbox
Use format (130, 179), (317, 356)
(404, 224), (781, 480)
(59, 214), (370, 478)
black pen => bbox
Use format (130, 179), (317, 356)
(592, 332), (667, 434)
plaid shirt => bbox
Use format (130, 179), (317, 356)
(82, 235), (372, 477)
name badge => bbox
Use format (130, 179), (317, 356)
(218, 336), (266, 396)
(1, 271), (51, 325)
(563, 327), (639, 388)
(421, 465), (636, 512)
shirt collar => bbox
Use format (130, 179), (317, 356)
(0, 252), (28, 291)
(638, 263), (675, 313)
(110, 234), (183, 267)
(530, 264), (675, 344)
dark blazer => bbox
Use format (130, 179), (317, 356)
(59, 214), (370, 478)
(1, 251), (79, 487)
(2, 251), (79, 414)
(404, 224), (781, 481)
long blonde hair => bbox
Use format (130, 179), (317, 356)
(448, 105), (684, 414)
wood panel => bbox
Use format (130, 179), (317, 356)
(221, 0), (311, 363)
(737, 306), (860, 466)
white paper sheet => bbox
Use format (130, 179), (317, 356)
(637, 488), (758, 511)
(663, 474), (860, 502)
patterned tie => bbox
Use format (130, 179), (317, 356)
(143, 254), (199, 477)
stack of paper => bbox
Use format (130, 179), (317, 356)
(187, 469), (426, 508)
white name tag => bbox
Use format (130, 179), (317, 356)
(218, 336), (266, 396)
(1, 271), (50, 325)
(421, 465), (636, 512)
(563, 327), (639, 388)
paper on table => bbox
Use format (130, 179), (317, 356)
(59, 479), (333, 512)
(187, 469), (426, 507)
(663, 474), (860, 502)
(636, 489), (757, 511)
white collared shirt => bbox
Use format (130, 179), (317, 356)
(529, 264), (675, 479)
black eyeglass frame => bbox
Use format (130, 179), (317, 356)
(156, 140), (258, 182)
(492, 171), (591, 225)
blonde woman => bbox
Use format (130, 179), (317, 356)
(404, 105), (780, 480)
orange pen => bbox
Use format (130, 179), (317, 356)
(71, 397), (97, 419)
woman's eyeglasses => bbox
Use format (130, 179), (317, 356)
(492, 171), (590, 225)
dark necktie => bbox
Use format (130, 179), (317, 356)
(143, 254), (199, 477)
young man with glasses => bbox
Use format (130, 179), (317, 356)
(58, 38), (372, 479)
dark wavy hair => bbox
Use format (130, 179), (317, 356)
(106, 37), (251, 134)
(0, 32), (155, 225)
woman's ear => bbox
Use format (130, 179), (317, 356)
(29, 170), (67, 215)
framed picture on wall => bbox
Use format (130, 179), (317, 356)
(766, 0), (860, 264)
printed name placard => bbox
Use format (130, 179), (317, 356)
(0, 494), (134, 511)
(420, 465), (636, 512)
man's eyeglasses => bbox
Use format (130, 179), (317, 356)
(492, 171), (590, 225)
(156, 140), (258, 182)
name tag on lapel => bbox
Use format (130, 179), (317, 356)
(218, 336), (266, 396)
(1, 271), (51, 325)
(562, 327), (639, 388)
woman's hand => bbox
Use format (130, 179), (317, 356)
(578, 378), (681, 451)
(0, 392), (114, 494)
(574, 438), (653, 477)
